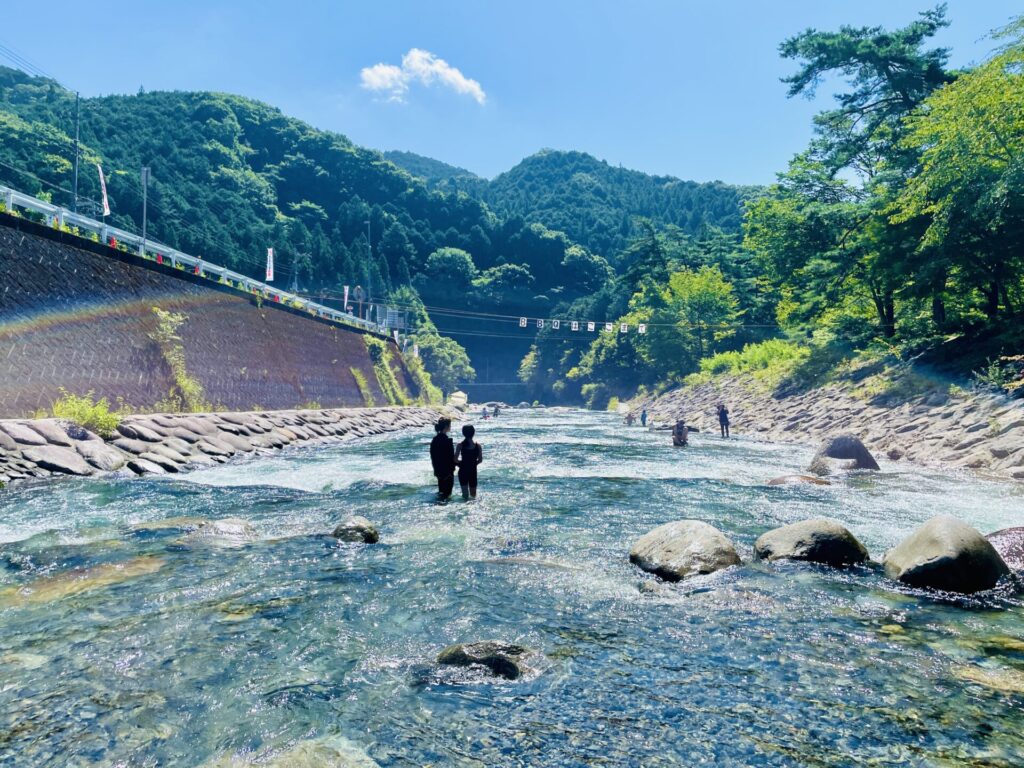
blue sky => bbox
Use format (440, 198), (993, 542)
(2, 1), (1019, 184)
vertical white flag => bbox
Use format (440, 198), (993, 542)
(620, 322), (628, 333)
(571, 321), (579, 331)
(413, 343), (419, 358)
(519, 317), (527, 327)
(587, 322), (596, 332)
(266, 248), (274, 282)
(343, 285), (350, 310)
(96, 164), (111, 217)
(393, 330), (400, 343)
(605, 322), (614, 332)
(638, 324), (647, 334)
(552, 320), (560, 330)
(537, 319), (545, 329)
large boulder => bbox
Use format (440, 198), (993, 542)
(809, 433), (880, 475)
(767, 475), (831, 486)
(436, 640), (544, 681)
(629, 520), (741, 581)
(883, 516), (1010, 593)
(20, 444), (94, 476)
(332, 516), (380, 544)
(74, 440), (128, 472)
(985, 527), (1024, 571)
(755, 518), (869, 567)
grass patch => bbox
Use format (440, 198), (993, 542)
(688, 340), (812, 390)
(49, 388), (130, 438)
(148, 307), (210, 412)
(350, 367), (375, 407)
(364, 337), (411, 406)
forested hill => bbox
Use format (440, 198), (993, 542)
(383, 150), (481, 185)
(481, 150), (754, 257)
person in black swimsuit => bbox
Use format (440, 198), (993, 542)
(430, 417), (456, 500)
(454, 424), (483, 500)
(717, 403), (730, 438)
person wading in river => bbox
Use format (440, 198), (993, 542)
(454, 424), (483, 500)
(672, 419), (689, 447)
(430, 417), (456, 501)
(717, 403), (731, 438)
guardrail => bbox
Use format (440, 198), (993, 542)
(0, 184), (390, 338)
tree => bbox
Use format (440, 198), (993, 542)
(414, 333), (476, 396)
(893, 42), (1024, 319)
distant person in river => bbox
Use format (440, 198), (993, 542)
(481, 406), (490, 420)
(640, 409), (648, 428)
(672, 419), (689, 447)
(430, 417), (456, 501)
(717, 404), (730, 438)
(625, 412), (636, 426)
(492, 405), (501, 418)
(455, 424), (483, 500)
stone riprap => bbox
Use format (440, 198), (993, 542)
(0, 407), (441, 484)
(636, 375), (1024, 482)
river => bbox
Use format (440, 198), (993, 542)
(2, 410), (1024, 766)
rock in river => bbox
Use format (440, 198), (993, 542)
(20, 444), (94, 476)
(767, 475), (831, 486)
(883, 515), (1010, 593)
(755, 518), (869, 567)
(204, 735), (380, 767)
(629, 520), (741, 581)
(332, 516), (380, 543)
(436, 640), (545, 680)
(808, 433), (880, 475)
(985, 526), (1024, 571)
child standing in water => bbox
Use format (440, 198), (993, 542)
(455, 424), (483, 500)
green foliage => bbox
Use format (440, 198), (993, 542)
(49, 388), (128, 438)
(147, 307), (210, 412)
(694, 340), (811, 388)
(350, 367), (374, 407)
(404, 353), (444, 405)
(413, 332), (476, 396)
(364, 336), (411, 406)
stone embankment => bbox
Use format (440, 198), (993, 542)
(637, 376), (1024, 481)
(0, 406), (441, 484)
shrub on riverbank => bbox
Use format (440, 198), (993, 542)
(688, 340), (811, 389)
(49, 389), (127, 438)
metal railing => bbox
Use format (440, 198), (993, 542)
(0, 183), (390, 338)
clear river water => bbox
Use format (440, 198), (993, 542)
(2, 410), (1024, 766)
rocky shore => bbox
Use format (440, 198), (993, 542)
(636, 375), (1024, 482)
(0, 406), (442, 484)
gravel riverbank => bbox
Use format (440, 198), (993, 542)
(635, 376), (1024, 482)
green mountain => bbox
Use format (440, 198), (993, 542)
(383, 150), (481, 185)
(469, 149), (755, 258)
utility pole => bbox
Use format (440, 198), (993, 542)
(72, 92), (80, 212)
(140, 166), (150, 256)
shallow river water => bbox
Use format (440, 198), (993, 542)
(2, 410), (1024, 766)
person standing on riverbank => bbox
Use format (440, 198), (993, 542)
(641, 409), (648, 428)
(455, 424), (483, 500)
(430, 418), (456, 500)
(717, 404), (730, 438)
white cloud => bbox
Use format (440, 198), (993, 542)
(360, 48), (486, 105)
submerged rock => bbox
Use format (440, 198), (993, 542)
(985, 526), (1024, 571)
(332, 516), (380, 543)
(204, 735), (380, 767)
(809, 433), (880, 475)
(754, 518), (869, 567)
(883, 516), (1009, 593)
(629, 520), (741, 581)
(1, 556), (165, 605)
(767, 475), (831, 486)
(436, 640), (545, 680)
(182, 518), (258, 546)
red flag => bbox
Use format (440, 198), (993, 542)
(156, 253), (163, 265)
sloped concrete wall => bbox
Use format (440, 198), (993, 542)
(0, 214), (415, 417)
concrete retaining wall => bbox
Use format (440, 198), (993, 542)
(0, 214), (417, 417)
